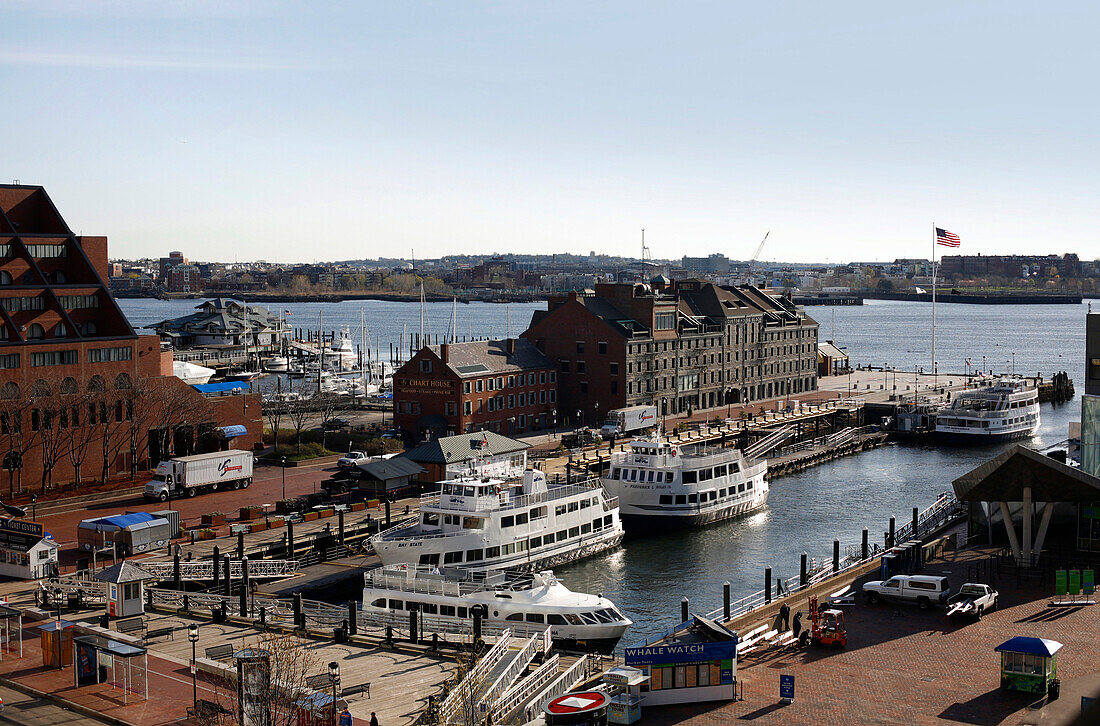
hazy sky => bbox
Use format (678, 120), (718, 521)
(4, 1), (1099, 263)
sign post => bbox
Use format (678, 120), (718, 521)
(779, 674), (795, 704)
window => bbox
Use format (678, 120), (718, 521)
(88, 347), (132, 363)
(577, 361), (586, 374)
(576, 341), (585, 354)
(27, 244), (66, 258)
(656, 312), (676, 330)
(610, 362), (619, 375)
(82, 321), (97, 335)
(466, 549), (483, 561)
(58, 295), (99, 309)
(0, 354), (19, 370)
(659, 495), (672, 504)
(463, 381), (471, 394)
(463, 401), (472, 415)
(476, 380), (483, 392)
(31, 350), (77, 366)
(443, 551), (463, 564)
(501, 515), (515, 528)
(53, 322), (67, 337)
(598, 341), (607, 354)
(560, 360), (570, 372)
(682, 470), (698, 484)
(0, 271), (10, 285)
(420, 359), (432, 373)
(27, 323), (44, 340)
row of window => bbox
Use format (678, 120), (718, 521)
(461, 371), (556, 393)
(1, 396), (134, 434)
(649, 663), (723, 691)
(656, 481), (754, 505)
(418, 514), (616, 566)
(461, 390), (554, 415)
(368, 597), (622, 626)
(26, 244), (67, 258)
(59, 294), (99, 309)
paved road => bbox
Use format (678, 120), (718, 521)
(0, 685), (106, 725)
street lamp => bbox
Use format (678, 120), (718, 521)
(30, 494), (36, 522)
(281, 456), (287, 501)
(188, 624), (199, 710)
(328, 661), (340, 726)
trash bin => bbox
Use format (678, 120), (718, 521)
(1048, 679), (1060, 701)
(334, 627), (348, 644)
(213, 604), (226, 624)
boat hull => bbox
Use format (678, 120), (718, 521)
(619, 495), (767, 533)
(932, 426), (1038, 446)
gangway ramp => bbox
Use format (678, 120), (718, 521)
(744, 424), (796, 460)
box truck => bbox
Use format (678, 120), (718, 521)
(142, 450), (254, 502)
(599, 405), (659, 437)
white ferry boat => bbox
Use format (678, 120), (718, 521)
(362, 565), (632, 652)
(933, 377), (1040, 444)
(601, 438), (768, 530)
(370, 469), (624, 571)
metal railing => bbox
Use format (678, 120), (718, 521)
(138, 559), (300, 581)
(744, 424), (796, 460)
(892, 492), (964, 544)
(478, 631), (544, 716)
(438, 629), (513, 725)
(494, 653), (560, 723)
(517, 654), (592, 725)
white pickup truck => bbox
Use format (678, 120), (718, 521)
(863, 574), (951, 610)
(946, 583), (998, 621)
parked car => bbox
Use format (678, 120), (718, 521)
(380, 428), (401, 439)
(863, 574), (951, 610)
(338, 450), (370, 469)
(323, 418), (351, 430)
(946, 583), (998, 621)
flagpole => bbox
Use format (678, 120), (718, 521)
(931, 224), (937, 392)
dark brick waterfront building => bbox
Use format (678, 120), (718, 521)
(522, 279), (818, 425)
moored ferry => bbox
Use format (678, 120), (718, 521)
(362, 565), (632, 652)
(370, 469), (624, 570)
(933, 377), (1040, 445)
(601, 438), (768, 531)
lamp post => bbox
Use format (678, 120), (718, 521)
(281, 456), (287, 501)
(188, 624), (198, 710)
(328, 661), (340, 726)
(30, 494), (37, 522)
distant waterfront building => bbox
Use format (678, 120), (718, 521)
(158, 250), (187, 282)
(152, 298), (288, 348)
(392, 338), (557, 440)
(0, 185), (261, 487)
(166, 264), (201, 293)
(681, 254), (732, 275)
(522, 278), (818, 425)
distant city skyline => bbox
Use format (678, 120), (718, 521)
(5, 2), (1100, 263)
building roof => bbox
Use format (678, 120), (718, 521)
(952, 445), (1100, 503)
(818, 342), (848, 359)
(994, 636), (1063, 657)
(152, 298), (284, 337)
(79, 512), (160, 531)
(426, 339), (553, 378)
(358, 457), (426, 481)
(94, 560), (157, 584)
(400, 431), (529, 465)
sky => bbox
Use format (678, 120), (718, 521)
(3, 1), (1099, 264)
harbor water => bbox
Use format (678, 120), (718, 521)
(118, 297), (1091, 645)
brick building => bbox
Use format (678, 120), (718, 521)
(522, 278), (818, 425)
(0, 185), (261, 492)
(392, 338), (557, 440)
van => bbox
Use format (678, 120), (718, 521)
(862, 574), (950, 610)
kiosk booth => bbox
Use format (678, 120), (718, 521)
(73, 633), (148, 704)
(39, 619), (74, 667)
(94, 561), (156, 619)
(623, 616), (738, 707)
(995, 636), (1063, 694)
(603, 666), (645, 724)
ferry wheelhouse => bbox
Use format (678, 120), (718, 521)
(933, 377), (1040, 444)
(601, 438), (768, 530)
(370, 470), (623, 571)
(362, 565), (631, 652)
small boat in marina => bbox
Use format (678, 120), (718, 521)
(362, 565), (632, 652)
(601, 437), (768, 531)
(173, 360), (215, 385)
(264, 356), (290, 372)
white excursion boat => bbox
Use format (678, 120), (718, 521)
(264, 355), (290, 372)
(601, 438), (768, 531)
(173, 360), (215, 385)
(370, 469), (624, 571)
(933, 377), (1041, 445)
(362, 565), (631, 652)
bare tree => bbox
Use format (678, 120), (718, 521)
(0, 381), (35, 497)
(314, 394), (342, 452)
(60, 379), (96, 489)
(285, 396), (312, 456)
(125, 379), (158, 478)
(263, 397), (284, 455)
(29, 375), (69, 492)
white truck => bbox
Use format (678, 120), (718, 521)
(946, 583), (998, 621)
(142, 450), (254, 502)
(600, 405), (658, 438)
(862, 574), (951, 610)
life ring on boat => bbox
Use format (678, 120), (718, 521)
(670, 448), (677, 456)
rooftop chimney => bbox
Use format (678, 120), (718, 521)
(440, 343), (449, 363)
(506, 338), (516, 355)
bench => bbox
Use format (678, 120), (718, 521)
(187, 699), (230, 719)
(343, 683), (370, 699)
(205, 644), (235, 662)
(305, 673), (333, 690)
(144, 626), (174, 643)
(760, 629), (780, 643)
(115, 618), (145, 636)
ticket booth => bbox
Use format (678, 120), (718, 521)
(623, 616), (739, 707)
(94, 561), (156, 619)
(995, 637), (1063, 694)
(39, 619), (75, 667)
(603, 666), (645, 724)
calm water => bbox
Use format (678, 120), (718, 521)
(118, 297), (1092, 644)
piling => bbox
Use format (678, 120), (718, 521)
(347, 601), (357, 636)
(338, 509), (345, 546)
(237, 531), (245, 559)
(385, 500), (391, 527)
(800, 552), (808, 588)
(764, 568), (772, 604)
(473, 606), (484, 644)
(172, 552), (181, 590)
(287, 521), (295, 557)
(862, 528), (869, 561)
(223, 554), (232, 597)
(833, 540), (840, 573)
(212, 545), (220, 590)
(294, 593), (303, 629)
(240, 556), (250, 617)
(723, 582), (731, 621)
(912, 507), (919, 539)
(681, 597), (689, 623)
(409, 604), (419, 643)
(889, 517), (896, 548)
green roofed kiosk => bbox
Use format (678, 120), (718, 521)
(994, 636), (1063, 694)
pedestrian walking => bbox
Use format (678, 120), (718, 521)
(792, 611), (802, 639)
(779, 603), (790, 631)
(370, 712), (380, 726)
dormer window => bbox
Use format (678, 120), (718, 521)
(420, 359), (432, 373)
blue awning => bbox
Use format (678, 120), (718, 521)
(193, 381), (251, 393)
(995, 637), (1063, 657)
(217, 425), (249, 439)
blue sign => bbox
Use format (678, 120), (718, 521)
(624, 639), (738, 666)
(780, 674), (795, 701)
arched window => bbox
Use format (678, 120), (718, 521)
(87, 375), (106, 393)
(114, 373), (132, 390)
(27, 323), (44, 340)
(60, 377), (78, 395)
(31, 379), (51, 398)
(0, 382), (19, 400)
(54, 322), (67, 337)
(0, 271), (11, 285)
(82, 321), (98, 335)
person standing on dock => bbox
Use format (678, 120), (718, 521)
(792, 611), (803, 639)
(779, 603), (791, 631)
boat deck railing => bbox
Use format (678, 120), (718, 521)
(419, 478), (606, 513)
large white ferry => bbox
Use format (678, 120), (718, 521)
(933, 377), (1041, 444)
(370, 469), (624, 570)
(601, 438), (768, 530)
(362, 565), (632, 652)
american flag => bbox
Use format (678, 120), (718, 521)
(935, 227), (961, 247)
